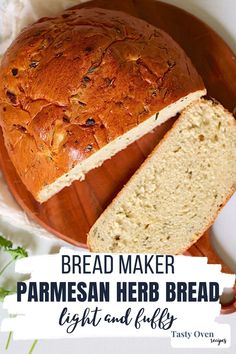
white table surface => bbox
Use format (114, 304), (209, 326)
(0, 0), (235, 353)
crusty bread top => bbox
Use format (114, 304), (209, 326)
(0, 7), (204, 200)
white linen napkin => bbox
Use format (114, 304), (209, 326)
(0, 0), (88, 56)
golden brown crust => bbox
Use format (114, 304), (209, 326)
(0, 7), (204, 200)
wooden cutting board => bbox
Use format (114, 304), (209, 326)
(0, 0), (235, 313)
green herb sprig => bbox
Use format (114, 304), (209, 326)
(0, 235), (28, 280)
(0, 235), (37, 353)
(0, 235), (28, 260)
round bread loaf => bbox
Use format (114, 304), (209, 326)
(0, 7), (205, 202)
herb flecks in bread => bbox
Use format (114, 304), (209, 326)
(0, 8), (205, 202)
(88, 99), (236, 254)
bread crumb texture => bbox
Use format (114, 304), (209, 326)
(0, 8), (204, 201)
(88, 99), (236, 254)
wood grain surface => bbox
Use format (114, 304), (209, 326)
(0, 0), (235, 312)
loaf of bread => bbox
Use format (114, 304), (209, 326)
(88, 99), (236, 253)
(0, 7), (205, 202)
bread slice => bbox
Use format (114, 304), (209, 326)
(88, 99), (236, 253)
(0, 7), (205, 202)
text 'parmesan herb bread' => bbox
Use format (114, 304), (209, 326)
(0, 7), (205, 202)
(88, 99), (236, 253)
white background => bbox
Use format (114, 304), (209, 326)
(0, 0), (235, 353)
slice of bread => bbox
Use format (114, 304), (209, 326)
(88, 98), (236, 253)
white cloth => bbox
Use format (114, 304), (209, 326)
(0, 0), (88, 55)
(0, 171), (54, 240)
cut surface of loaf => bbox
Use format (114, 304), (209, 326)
(88, 99), (236, 254)
(0, 7), (205, 202)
